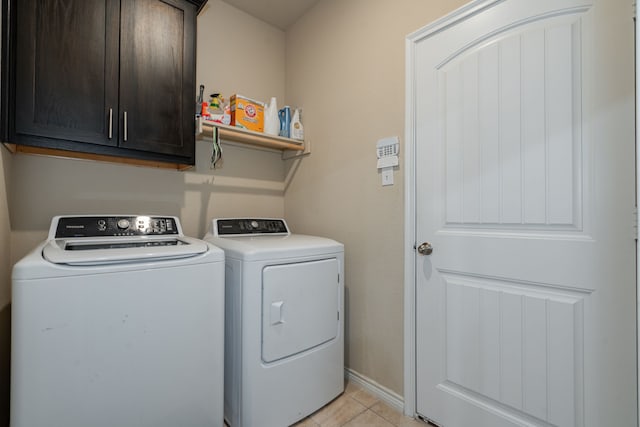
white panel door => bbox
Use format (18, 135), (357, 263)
(413, 0), (636, 426)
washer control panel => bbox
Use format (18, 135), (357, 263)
(54, 216), (180, 238)
(215, 218), (289, 236)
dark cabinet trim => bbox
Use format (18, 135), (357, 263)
(186, 0), (208, 14)
(4, 142), (193, 170)
(0, 0), (14, 144)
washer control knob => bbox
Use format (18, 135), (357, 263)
(117, 219), (130, 230)
(250, 220), (259, 229)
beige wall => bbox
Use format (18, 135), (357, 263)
(0, 147), (11, 427)
(9, 1), (288, 262)
(0, 148), (10, 310)
(284, 0), (467, 395)
(198, 0), (286, 104)
(0, 1), (11, 421)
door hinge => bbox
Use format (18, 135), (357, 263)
(634, 207), (638, 240)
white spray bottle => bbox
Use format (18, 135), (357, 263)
(290, 108), (304, 141)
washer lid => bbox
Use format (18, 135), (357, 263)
(42, 236), (210, 266)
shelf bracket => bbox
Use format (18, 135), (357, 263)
(282, 139), (311, 160)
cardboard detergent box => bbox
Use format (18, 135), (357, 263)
(230, 94), (264, 132)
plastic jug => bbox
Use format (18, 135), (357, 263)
(264, 97), (279, 136)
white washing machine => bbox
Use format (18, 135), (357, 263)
(204, 218), (344, 427)
(11, 215), (225, 427)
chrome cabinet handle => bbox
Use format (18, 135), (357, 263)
(108, 108), (113, 139)
(417, 242), (433, 255)
(123, 111), (128, 142)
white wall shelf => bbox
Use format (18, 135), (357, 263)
(198, 120), (305, 153)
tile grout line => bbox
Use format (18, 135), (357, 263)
(323, 395), (363, 426)
(339, 395), (369, 426)
(370, 406), (402, 427)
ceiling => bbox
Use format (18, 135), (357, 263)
(220, 0), (321, 30)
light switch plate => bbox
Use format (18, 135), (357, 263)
(382, 168), (394, 186)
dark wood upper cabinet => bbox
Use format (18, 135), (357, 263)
(119, 0), (195, 157)
(3, 0), (206, 166)
(15, 0), (120, 147)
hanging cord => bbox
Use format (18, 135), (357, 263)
(210, 126), (223, 169)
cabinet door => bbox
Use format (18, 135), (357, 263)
(15, 0), (120, 146)
(119, 0), (196, 159)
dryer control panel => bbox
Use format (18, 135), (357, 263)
(53, 216), (181, 238)
(215, 218), (289, 236)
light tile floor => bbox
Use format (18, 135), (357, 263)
(223, 380), (426, 427)
(291, 380), (426, 427)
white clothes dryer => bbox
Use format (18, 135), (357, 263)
(11, 215), (225, 427)
(204, 218), (344, 427)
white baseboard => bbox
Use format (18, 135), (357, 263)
(344, 368), (404, 413)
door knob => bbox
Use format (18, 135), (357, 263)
(417, 242), (433, 255)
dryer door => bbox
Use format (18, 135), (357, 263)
(262, 258), (339, 363)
